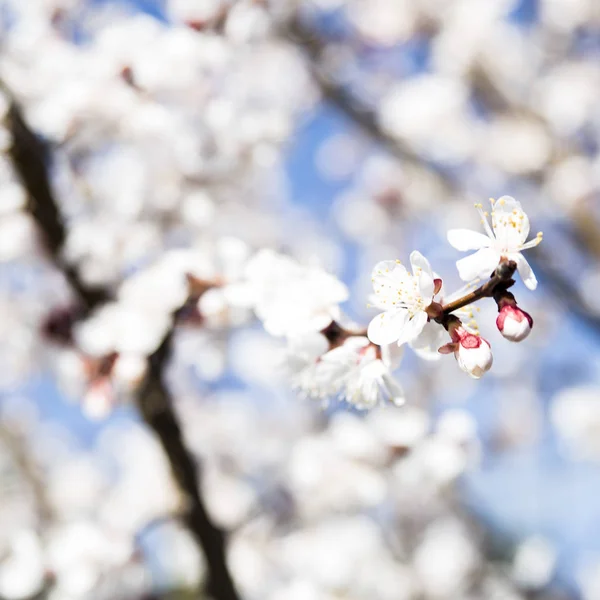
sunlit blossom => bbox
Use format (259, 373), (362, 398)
(447, 196), (543, 290)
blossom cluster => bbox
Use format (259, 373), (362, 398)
(37, 192), (543, 417)
(50, 195), (542, 415)
(240, 196), (543, 410)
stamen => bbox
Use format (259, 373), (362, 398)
(519, 231), (543, 250)
(475, 202), (495, 239)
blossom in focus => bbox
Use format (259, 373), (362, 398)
(447, 196), (543, 290)
(367, 251), (437, 347)
(440, 325), (493, 379)
(497, 304), (533, 342)
(287, 333), (404, 409)
(244, 249), (349, 337)
(410, 281), (479, 361)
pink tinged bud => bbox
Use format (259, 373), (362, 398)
(455, 332), (493, 379)
(496, 305), (533, 342)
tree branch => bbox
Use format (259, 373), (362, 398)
(4, 91), (241, 600)
(438, 261), (516, 317)
(6, 99), (110, 311)
(284, 16), (457, 187)
(138, 331), (240, 600)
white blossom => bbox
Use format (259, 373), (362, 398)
(287, 334), (404, 409)
(410, 281), (479, 361)
(447, 196), (543, 290)
(367, 251), (437, 347)
(245, 249), (349, 337)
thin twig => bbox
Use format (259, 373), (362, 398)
(438, 261), (516, 317)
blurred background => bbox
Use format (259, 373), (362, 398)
(0, 0), (600, 598)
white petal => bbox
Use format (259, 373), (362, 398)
(494, 195), (521, 214)
(367, 310), (409, 346)
(492, 196), (530, 250)
(381, 372), (405, 406)
(396, 311), (428, 346)
(418, 271), (435, 303)
(380, 342), (405, 370)
(447, 229), (492, 251)
(371, 261), (410, 306)
(410, 320), (448, 361)
(340, 336), (370, 352)
(514, 253), (537, 290)
(409, 251), (433, 278)
(287, 332), (330, 360)
(371, 262), (409, 297)
(371, 260), (407, 280)
(456, 248), (500, 282)
(222, 282), (258, 308)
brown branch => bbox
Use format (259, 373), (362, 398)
(438, 260), (516, 317)
(138, 331), (240, 600)
(6, 98), (109, 312)
(4, 90), (241, 600)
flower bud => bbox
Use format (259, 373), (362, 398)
(455, 331), (493, 379)
(496, 304), (533, 342)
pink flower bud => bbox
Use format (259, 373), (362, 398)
(452, 328), (493, 379)
(496, 305), (533, 342)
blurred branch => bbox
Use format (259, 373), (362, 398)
(284, 17), (600, 334)
(4, 91), (241, 600)
(138, 331), (240, 600)
(5, 95), (109, 311)
(284, 16), (457, 188)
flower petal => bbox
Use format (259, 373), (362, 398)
(514, 253), (537, 290)
(380, 342), (405, 370)
(371, 260), (407, 283)
(447, 229), (492, 251)
(492, 196), (530, 250)
(367, 309), (409, 346)
(455, 248), (500, 282)
(380, 372), (405, 406)
(410, 320), (448, 361)
(396, 310), (428, 346)
(418, 271), (435, 303)
(371, 261), (410, 303)
(409, 250), (433, 278)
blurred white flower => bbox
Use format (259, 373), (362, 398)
(551, 386), (600, 460)
(0, 530), (45, 599)
(321, 337), (405, 409)
(287, 333), (404, 409)
(244, 249), (348, 337)
(512, 536), (556, 589)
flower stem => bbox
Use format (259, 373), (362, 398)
(437, 259), (517, 322)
